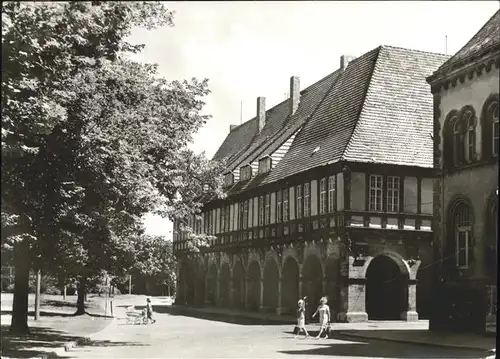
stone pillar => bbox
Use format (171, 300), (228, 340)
(244, 277), (250, 310)
(338, 256), (368, 322)
(258, 278), (265, 312)
(299, 276), (304, 298)
(400, 283), (419, 321)
(229, 278), (235, 309)
(276, 276), (283, 315)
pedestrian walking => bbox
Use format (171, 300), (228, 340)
(294, 298), (310, 339)
(146, 298), (156, 324)
(312, 297), (330, 339)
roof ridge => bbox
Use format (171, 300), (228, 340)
(341, 47), (382, 161)
(443, 9), (500, 65)
(380, 44), (449, 57)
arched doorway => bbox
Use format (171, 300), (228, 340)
(263, 259), (279, 312)
(206, 264), (218, 306)
(246, 261), (261, 311)
(281, 256), (299, 315)
(219, 263), (231, 308)
(232, 262), (246, 309)
(303, 255), (323, 319)
(366, 255), (408, 320)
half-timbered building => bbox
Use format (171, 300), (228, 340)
(427, 10), (499, 334)
(174, 45), (449, 322)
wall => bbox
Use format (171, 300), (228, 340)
(437, 67), (499, 161)
(350, 172), (366, 211)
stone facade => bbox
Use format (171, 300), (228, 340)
(427, 10), (499, 334)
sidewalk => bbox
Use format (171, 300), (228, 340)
(156, 304), (496, 353)
(338, 328), (496, 352)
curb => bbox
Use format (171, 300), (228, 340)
(337, 332), (496, 353)
(28, 315), (118, 359)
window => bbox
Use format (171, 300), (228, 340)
(208, 210), (213, 234)
(245, 200), (250, 229)
(225, 205), (230, 232)
(283, 189), (289, 222)
(387, 176), (400, 212)
(239, 165), (252, 181)
(224, 173), (234, 186)
(492, 102), (499, 157)
(319, 178), (327, 214)
(220, 207), (226, 233)
(258, 196), (264, 226)
(295, 185), (303, 218)
(239, 201), (248, 230)
(369, 175), (383, 211)
(204, 212), (209, 233)
(258, 156), (272, 174)
(196, 218), (202, 234)
(463, 110), (475, 162)
(304, 182), (310, 217)
(264, 193), (271, 225)
(453, 118), (465, 165)
(453, 202), (472, 268)
(276, 190), (283, 223)
(328, 175), (336, 212)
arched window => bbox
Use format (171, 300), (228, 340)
(452, 202), (472, 269)
(453, 118), (466, 166)
(481, 94), (499, 160)
(463, 110), (476, 162)
(491, 102), (499, 157)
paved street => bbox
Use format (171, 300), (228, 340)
(64, 312), (492, 359)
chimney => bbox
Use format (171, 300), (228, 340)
(289, 76), (300, 115)
(230, 124), (238, 132)
(257, 96), (266, 132)
(340, 55), (356, 70)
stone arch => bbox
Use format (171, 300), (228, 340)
(480, 92), (499, 159)
(302, 254), (324, 316)
(232, 261), (246, 309)
(206, 263), (218, 306)
(263, 258), (279, 312)
(365, 254), (409, 320)
(219, 262), (231, 308)
(281, 256), (300, 315)
(246, 261), (261, 311)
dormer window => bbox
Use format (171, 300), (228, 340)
(239, 165), (252, 181)
(258, 156), (272, 174)
(224, 172), (234, 187)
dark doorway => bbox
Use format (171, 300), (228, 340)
(263, 259), (279, 312)
(366, 255), (408, 320)
(247, 261), (261, 311)
(206, 264), (218, 306)
(303, 255), (323, 319)
(219, 263), (230, 308)
(281, 257), (299, 315)
(232, 262), (246, 309)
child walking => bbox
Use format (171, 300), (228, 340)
(294, 298), (310, 339)
(146, 298), (156, 324)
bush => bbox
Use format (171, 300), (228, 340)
(6, 284), (15, 293)
(44, 286), (62, 295)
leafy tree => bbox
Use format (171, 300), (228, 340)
(128, 234), (176, 295)
(2, 1), (223, 333)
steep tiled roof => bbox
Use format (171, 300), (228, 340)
(265, 48), (380, 182)
(213, 45), (448, 193)
(212, 118), (258, 163)
(343, 46), (449, 168)
(233, 71), (342, 170)
(431, 10), (500, 79)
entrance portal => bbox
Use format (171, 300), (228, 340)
(366, 255), (408, 320)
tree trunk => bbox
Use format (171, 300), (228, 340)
(34, 269), (41, 320)
(10, 241), (30, 334)
(75, 279), (87, 315)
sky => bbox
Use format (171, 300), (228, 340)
(136, 1), (499, 239)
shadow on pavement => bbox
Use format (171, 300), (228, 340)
(1, 310), (112, 319)
(148, 305), (294, 326)
(0, 324), (147, 358)
(278, 338), (491, 358)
